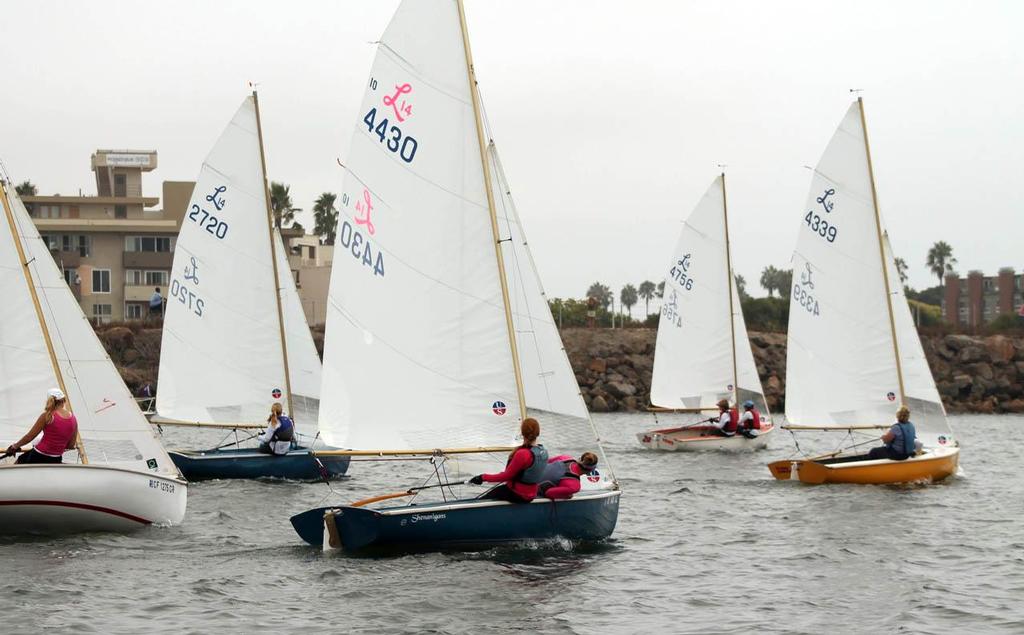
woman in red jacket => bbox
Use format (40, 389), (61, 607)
(470, 418), (547, 503)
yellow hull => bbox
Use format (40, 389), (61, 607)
(768, 446), (960, 485)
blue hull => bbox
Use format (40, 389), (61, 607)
(170, 447), (350, 482)
(290, 489), (621, 553)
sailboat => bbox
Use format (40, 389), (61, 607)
(154, 95), (349, 481)
(0, 179), (187, 533)
(768, 98), (960, 484)
(289, 0), (620, 552)
(638, 174), (775, 451)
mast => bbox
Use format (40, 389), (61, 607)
(252, 91), (295, 420)
(858, 97), (906, 403)
(720, 173), (740, 407)
(456, 0), (528, 421)
(0, 182), (87, 462)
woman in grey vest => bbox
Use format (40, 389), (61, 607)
(470, 418), (548, 503)
(866, 406), (917, 461)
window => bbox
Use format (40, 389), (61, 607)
(63, 268), (79, 286)
(92, 269), (111, 294)
(114, 174), (127, 197)
(92, 304), (112, 324)
(146, 270), (168, 286)
(77, 235), (90, 257)
(62, 234), (72, 252)
(41, 234), (56, 250)
(36, 205), (65, 219)
(125, 236), (173, 252)
(126, 269), (169, 286)
(115, 204), (127, 219)
(125, 304), (143, 320)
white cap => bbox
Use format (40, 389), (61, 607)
(47, 388), (65, 400)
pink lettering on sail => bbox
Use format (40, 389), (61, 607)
(382, 83), (413, 122)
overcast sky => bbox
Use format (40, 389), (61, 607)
(2, 0), (1021, 301)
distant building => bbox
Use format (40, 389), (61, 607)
(24, 150), (190, 323)
(942, 268), (1024, 327)
(24, 149), (331, 325)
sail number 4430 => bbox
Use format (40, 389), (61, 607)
(363, 108), (418, 163)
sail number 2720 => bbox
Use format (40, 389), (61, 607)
(363, 108), (418, 163)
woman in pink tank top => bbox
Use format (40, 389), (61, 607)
(3, 388), (79, 465)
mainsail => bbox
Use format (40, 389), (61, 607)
(0, 184), (179, 476)
(319, 0), (597, 455)
(784, 100), (952, 446)
(157, 97), (303, 425)
(650, 176), (767, 413)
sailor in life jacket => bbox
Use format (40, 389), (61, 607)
(538, 452), (599, 500)
(258, 403), (295, 456)
(707, 399), (739, 437)
(469, 417), (547, 503)
(866, 406), (917, 461)
(737, 400), (763, 438)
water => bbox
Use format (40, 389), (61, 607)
(2, 414), (1022, 634)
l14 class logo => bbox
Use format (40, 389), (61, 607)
(886, 391), (896, 402)
(272, 388), (282, 399)
(491, 401), (507, 416)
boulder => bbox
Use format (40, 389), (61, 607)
(986, 335), (1016, 365)
(1001, 398), (1024, 413)
(622, 396), (639, 411)
(587, 358), (607, 374)
(944, 334), (976, 351)
(967, 363), (994, 382)
(959, 346), (988, 364)
(606, 381), (637, 399)
(100, 326), (134, 352)
(121, 349), (140, 364)
(590, 395), (609, 412)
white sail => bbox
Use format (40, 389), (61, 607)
(489, 142), (589, 421)
(0, 186), (179, 476)
(884, 234), (952, 447)
(157, 97), (289, 424)
(317, 0), (520, 450)
(274, 229), (322, 426)
(785, 100), (925, 432)
(650, 176), (767, 412)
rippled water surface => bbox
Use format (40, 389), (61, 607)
(2, 414), (1022, 634)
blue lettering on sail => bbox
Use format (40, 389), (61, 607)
(339, 221), (385, 278)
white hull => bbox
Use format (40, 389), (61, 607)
(637, 424), (775, 452)
(0, 463), (187, 535)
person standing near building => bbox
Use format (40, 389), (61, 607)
(149, 287), (164, 319)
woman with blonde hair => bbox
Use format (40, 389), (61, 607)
(866, 405), (917, 461)
(257, 402), (295, 456)
(3, 388), (78, 464)
(469, 417), (548, 503)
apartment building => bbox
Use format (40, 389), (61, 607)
(25, 148), (333, 326)
(942, 268), (1024, 327)
(23, 150), (190, 323)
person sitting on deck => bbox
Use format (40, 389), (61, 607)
(3, 388), (78, 464)
(538, 452), (599, 500)
(469, 417), (548, 503)
(257, 403), (294, 456)
(737, 400), (763, 439)
(866, 406), (917, 461)
(706, 399), (738, 437)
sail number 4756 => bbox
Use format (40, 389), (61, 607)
(363, 108), (418, 163)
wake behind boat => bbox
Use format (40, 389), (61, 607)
(767, 98), (960, 485)
(289, 0), (619, 553)
(153, 94), (347, 481)
(638, 174), (775, 451)
(0, 180), (186, 534)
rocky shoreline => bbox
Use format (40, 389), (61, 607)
(93, 323), (1023, 415)
(560, 328), (1024, 414)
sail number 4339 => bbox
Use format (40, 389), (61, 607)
(363, 108), (418, 163)
(804, 211), (837, 243)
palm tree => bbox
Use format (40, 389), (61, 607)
(760, 265), (780, 297)
(735, 274), (749, 300)
(15, 180), (37, 196)
(620, 284), (638, 317)
(270, 182), (301, 229)
(777, 268), (793, 294)
(656, 280), (665, 298)
(926, 241), (957, 286)
(894, 257), (909, 285)
(638, 280), (657, 316)
(586, 282), (612, 309)
(312, 192), (338, 245)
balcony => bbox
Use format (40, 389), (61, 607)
(123, 251), (173, 268)
(49, 249), (81, 269)
(124, 285), (159, 303)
